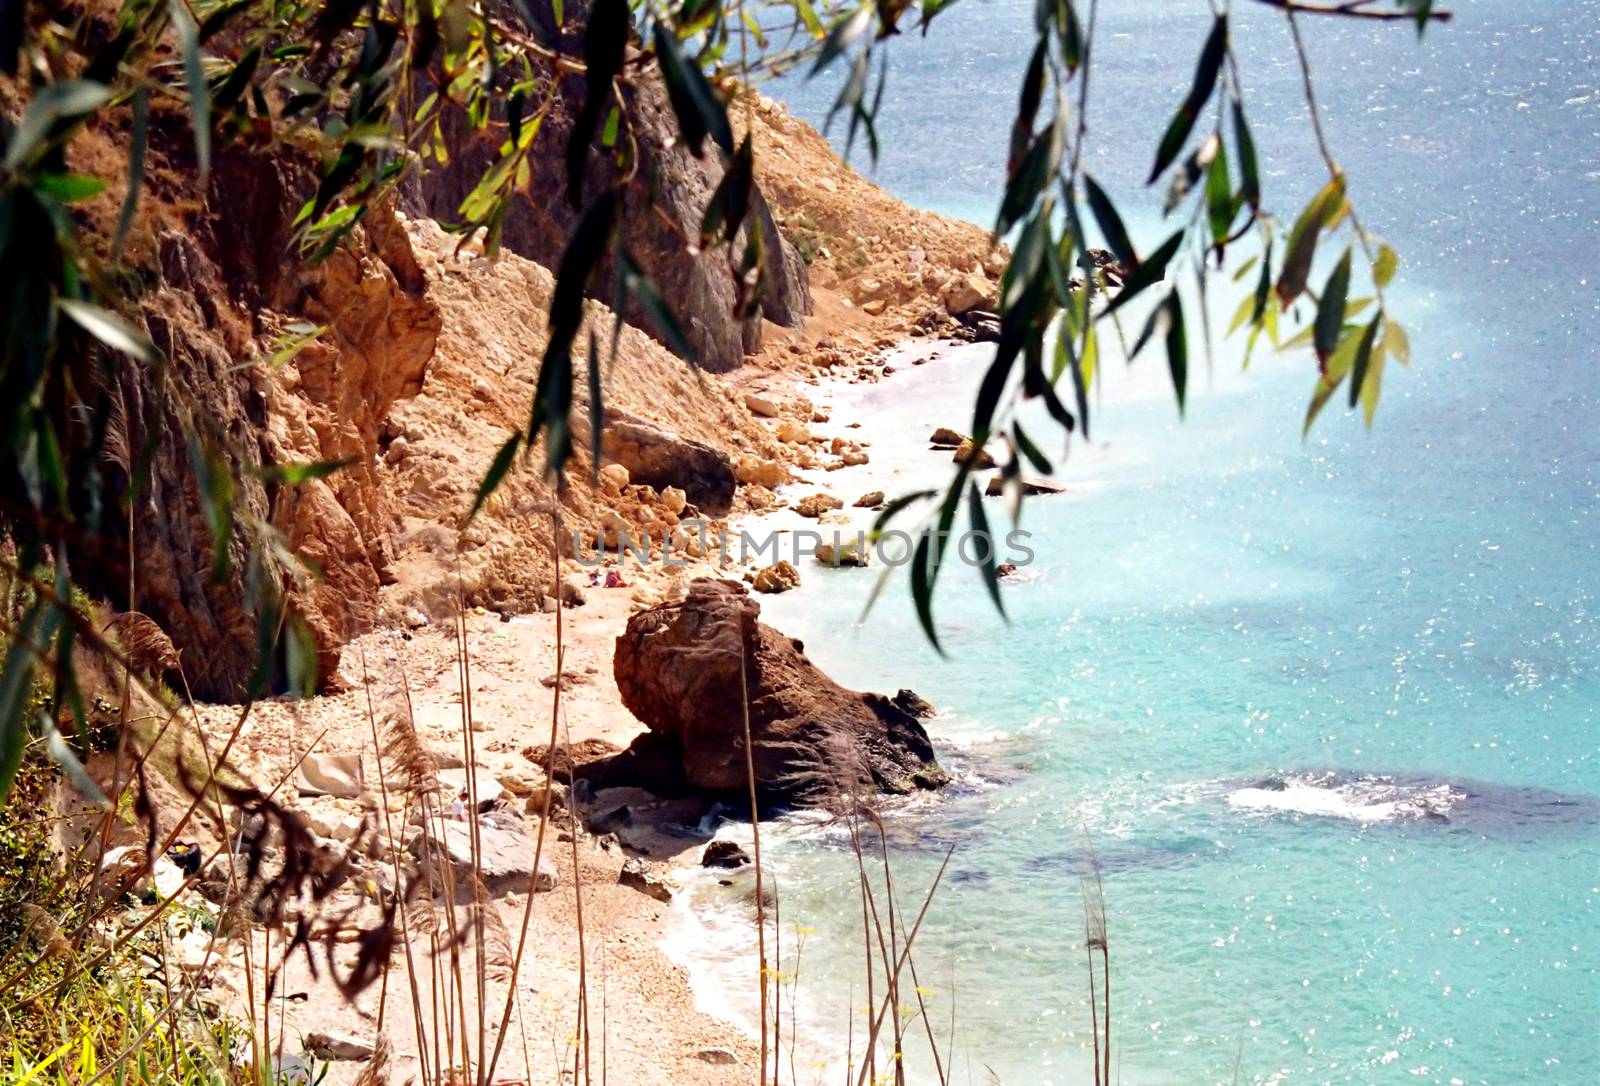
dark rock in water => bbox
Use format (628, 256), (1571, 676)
(996, 563), (1018, 578)
(892, 688), (936, 719)
(701, 839), (752, 869)
(613, 578), (947, 806)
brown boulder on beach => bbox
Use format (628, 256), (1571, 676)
(612, 579), (947, 805)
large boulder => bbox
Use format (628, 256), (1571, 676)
(612, 579), (946, 805)
(598, 412), (736, 516)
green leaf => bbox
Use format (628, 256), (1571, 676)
(652, 22), (734, 157)
(910, 530), (942, 654)
(621, 252), (697, 362)
(0, 603), (54, 802)
(1205, 139), (1233, 247)
(43, 712), (111, 811)
(869, 489), (939, 540)
(699, 135), (755, 247)
(170, 0), (210, 186)
(468, 433), (521, 524)
(565, 0), (628, 208)
(57, 298), (158, 363)
(1301, 320), (1367, 436)
(34, 174), (106, 202)
(1374, 243), (1399, 288)
(1347, 314), (1382, 411)
(967, 482), (1006, 618)
(1083, 174), (1136, 270)
(1314, 247), (1354, 364)
(1012, 421), (1053, 475)
(1383, 318), (1411, 366)
(535, 191), (616, 475)
(255, 459), (354, 485)
(1165, 293), (1188, 415)
(1147, 15), (1227, 184)
(1232, 100), (1259, 210)
(1009, 40), (1048, 179)
(1277, 175), (1346, 308)
(3, 79), (113, 171)
(996, 119), (1061, 239)
(1103, 230), (1183, 315)
(112, 85), (148, 259)
(811, 6), (874, 76)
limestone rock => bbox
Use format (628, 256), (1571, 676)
(815, 540), (869, 567)
(743, 393), (781, 418)
(599, 413), (736, 516)
(619, 857), (675, 902)
(794, 493), (843, 518)
(942, 272), (996, 315)
(294, 754), (365, 799)
(426, 820), (557, 892)
(305, 1031), (375, 1062)
(752, 561), (800, 594)
(612, 578), (946, 804)
(985, 474), (1067, 497)
(953, 439), (996, 469)
(736, 456), (787, 490)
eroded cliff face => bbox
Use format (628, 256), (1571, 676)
(58, 1), (1001, 701)
(401, 3), (812, 373)
(109, 141), (442, 698)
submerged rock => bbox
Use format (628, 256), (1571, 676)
(701, 840), (752, 869)
(612, 578), (947, 805)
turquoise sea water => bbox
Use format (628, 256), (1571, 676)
(669, 3), (1598, 1082)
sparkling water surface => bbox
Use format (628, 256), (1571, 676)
(667, 3), (1599, 1082)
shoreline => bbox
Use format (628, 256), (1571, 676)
(184, 326), (984, 1085)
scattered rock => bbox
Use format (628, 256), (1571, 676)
(599, 462), (631, 493)
(892, 688), (937, 719)
(815, 540), (869, 567)
(436, 766), (512, 811)
(619, 857), (675, 902)
(701, 840), (752, 869)
(942, 272), (997, 315)
(985, 474), (1066, 497)
(743, 393), (781, 418)
(601, 413), (736, 517)
(928, 427), (965, 448)
(305, 1031), (375, 1062)
(735, 456), (786, 490)
(294, 753), (365, 799)
(854, 490), (885, 508)
(613, 579), (946, 804)
(426, 820), (557, 892)
(695, 1047), (739, 1065)
(795, 493), (843, 518)
(953, 439), (996, 469)
(773, 418), (811, 444)
(752, 560), (800, 594)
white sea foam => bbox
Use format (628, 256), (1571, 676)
(1227, 775), (1463, 825)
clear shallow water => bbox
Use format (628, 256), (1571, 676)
(669, 3), (1598, 1082)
